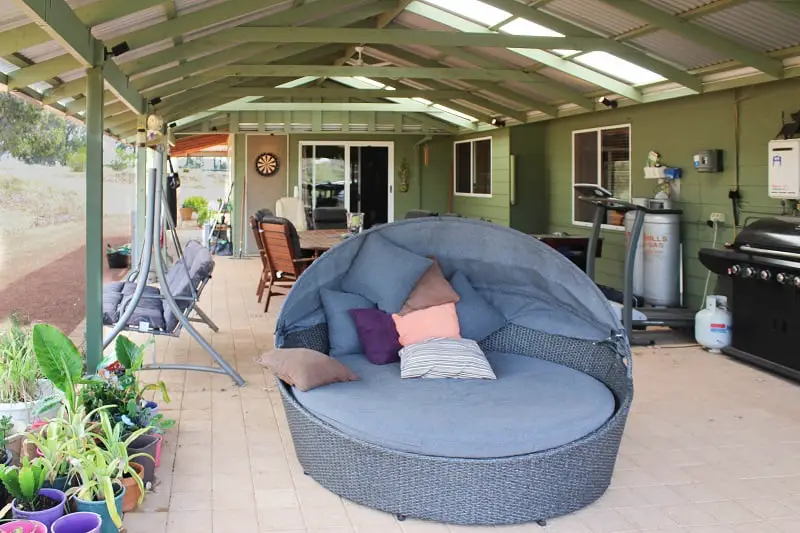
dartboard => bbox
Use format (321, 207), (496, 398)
(255, 152), (279, 177)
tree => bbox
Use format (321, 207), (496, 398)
(109, 143), (134, 171)
(0, 92), (86, 166)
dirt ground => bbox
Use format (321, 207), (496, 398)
(0, 157), (227, 331)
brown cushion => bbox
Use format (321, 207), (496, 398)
(399, 258), (460, 316)
(257, 348), (359, 391)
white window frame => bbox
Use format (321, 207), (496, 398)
(453, 136), (493, 198)
(571, 124), (631, 232)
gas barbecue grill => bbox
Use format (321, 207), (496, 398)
(699, 216), (800, 381)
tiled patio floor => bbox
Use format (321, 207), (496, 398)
(120, 257), (800, 533)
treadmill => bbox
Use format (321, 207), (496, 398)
(575, 184), (696, 345)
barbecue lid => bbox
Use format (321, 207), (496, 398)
(734, 216), (800, 253)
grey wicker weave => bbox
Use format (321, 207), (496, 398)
(274, 218), (633, 526)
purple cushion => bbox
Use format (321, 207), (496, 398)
(348, 308), (401, 365)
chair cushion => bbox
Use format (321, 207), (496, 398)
(293, 352), (615, 458)
(399, 337), (495, 380)
(258, 348), (359, 392)
(320, 289), (375, 357)
(348, 308), (401, 365)
(340, 233), (433, 313)
(398, 258), (459, 316)
(392, 303), (460, 346)
(450, 271), (507, 342)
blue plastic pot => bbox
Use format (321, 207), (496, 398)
(73, 485), (125, 533)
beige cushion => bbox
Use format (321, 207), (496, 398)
(399, 258), (459, 316)
(257, 348), (359, 391)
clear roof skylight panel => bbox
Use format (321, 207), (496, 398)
(499, 19), (578, 57)
(422, 0), (511, 26)
(431, 103), (477, 122)
(573, 51), (665, 85)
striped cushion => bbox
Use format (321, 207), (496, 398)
(399, 338), (496, 380)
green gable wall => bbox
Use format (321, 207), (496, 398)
(537, 78), (800, 308)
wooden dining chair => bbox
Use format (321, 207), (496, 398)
(259, 217), (315, 313)
(250, 215), (271, 303)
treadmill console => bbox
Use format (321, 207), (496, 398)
(573, 184), (615, 199)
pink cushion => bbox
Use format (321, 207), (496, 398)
(392, 303), (461, 347)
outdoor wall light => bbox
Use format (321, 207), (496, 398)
(104, 41), (130, 59)
(598, 97), (618, 109)
(490, 117), (506, 127)
(149, 97), (162, 106)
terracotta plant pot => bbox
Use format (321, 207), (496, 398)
(179, 207), (194, 222)
(0, 520), (47, 533)
(121, 462), (145, 512)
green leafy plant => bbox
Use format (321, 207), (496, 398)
(0, 457), (48, 511)
(196, 206), (215, 227)
(0, 416), (13, 450)
(25, 418), (71, 483)
(64, 445), (127, 527)
(181, 196), (208, 211)
(0, 314), (41, 404)
(31, 324), (85, 416)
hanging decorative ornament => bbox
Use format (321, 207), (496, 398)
(147, 114), (164, 132)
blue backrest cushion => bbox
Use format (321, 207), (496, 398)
(340, 232), (433, 313)
(320, 289), (376, 357)
(450, 271), (507, 342)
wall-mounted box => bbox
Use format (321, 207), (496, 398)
(693, 149), (723, 172)
(769, 138), (800, 199)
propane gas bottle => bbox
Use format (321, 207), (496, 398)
(695, 295), (732, 352)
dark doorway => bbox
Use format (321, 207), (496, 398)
(350, 146), (389, 229)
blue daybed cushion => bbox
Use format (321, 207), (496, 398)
(293, 352), (615, 458)
(340, 232), (433, 313)
(450, 271), (507, 341)
(320, 289), (375, 357)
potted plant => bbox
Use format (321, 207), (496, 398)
(51, 512), (102, 533)
(0, 317), (58, 425)
(25, 418), (71, 491)
(179, 201), (194, 223)
(65, 446), (126, 533)
(182, 196), (208, 214)
(0, 520), (47, 533)
(0, 458), (66, 530)
(96, 412), (148, 512)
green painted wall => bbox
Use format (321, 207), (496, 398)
(286, 134), (428, 221)
(510, 122), (548, 234)
(451, 128), (512, 226)
(419, 136), (453, 214)
(537, 78), (800, 308)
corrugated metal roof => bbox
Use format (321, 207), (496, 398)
(501, 80), (575, 104)
(641, 0), (717, 15)
(17, 41), (66, 64)
(0, 0), (30, 32)
(694, 0), (800, 53)
(631, 29), (730, 69)
(175, 0), (230, 16)
(541, 0), (648, 37)
(536, 67), (600, 93)
(91, 6), (167, 41)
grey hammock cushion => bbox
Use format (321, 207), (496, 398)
(292, 352), (615, 458)
(340, 232), (433, 313)
(449, 271), (506, 342)
(399, 338), (496, 380)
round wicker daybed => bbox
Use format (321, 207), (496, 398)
(274, 218), (633, 526)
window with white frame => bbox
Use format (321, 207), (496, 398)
(454, 138), (492, 196)
(572, 125), (631, 228)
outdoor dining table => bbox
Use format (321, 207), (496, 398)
(299, 229), (348, 256)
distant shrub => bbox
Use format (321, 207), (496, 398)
(182, 196), (208, 210)
(66, 148), (86, 172)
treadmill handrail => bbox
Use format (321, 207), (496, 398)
(576, 195), (683, 215)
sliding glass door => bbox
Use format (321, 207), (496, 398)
(299, 141), (394, 227)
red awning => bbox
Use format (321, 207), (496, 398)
(169, 134), (229, 157)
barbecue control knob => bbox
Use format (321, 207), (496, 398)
(729, 265), (741, 276)
(760, 270), (771, 281)
(742, 266), (756, 278)
(794, 276), (800, 289)
(777, 273), (787, 284)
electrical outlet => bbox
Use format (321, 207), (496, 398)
(709, 212), (726, 224)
